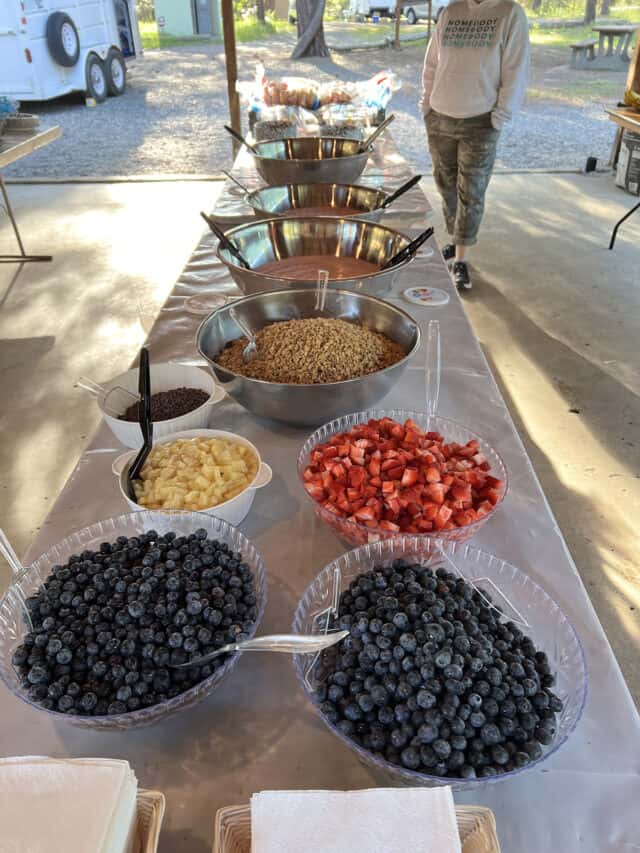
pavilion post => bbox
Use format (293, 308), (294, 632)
(627, 28), (640, 93)
(221, 0), (241, 155)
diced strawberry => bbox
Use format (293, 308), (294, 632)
(472, 452), (487, 466)
(426, 483), (445, 504)
(390, 423), (405, 440)
(303, 468), (315, 482)
(322, 446), (339, 459)
(386, 465), (405, 480)
(381, 458), (399, 472)
(354, 506), (376, 521)
(379, 520), (400, 532)
(347, 488), (360, 502)
(349, 467), (366, 488)
(424, 466), (441, 483)
(484, 488), (501, 506)
(338, 444), (350, 457)
(304, 483), (325, 500)
(321, 471), (334, 489)
(368, 458), (381, 477)
(434, 504), (453, 529)
(454, 509), (477, 526)
(385, 497), (401, 516)
(485, 475), (503, 489)
(417, 518), (433, 531)
(381, 480), (395, 495)
(331, 463), (347, 482)
(451, 483), (472, 502)
(401, 468), (418, 487)
(422, 501), (439, 520)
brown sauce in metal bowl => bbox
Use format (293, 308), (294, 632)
(257, 255), (381, 281)
(284, 206), (368, 217)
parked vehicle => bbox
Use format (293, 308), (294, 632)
(349, 1), (396, 21)
(403, 1), (449, 24)
(0, 0), (141, 103)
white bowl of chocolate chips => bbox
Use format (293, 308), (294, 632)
(99, 362), (225, 448)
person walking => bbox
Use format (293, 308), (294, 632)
(421, 0), (530, 289)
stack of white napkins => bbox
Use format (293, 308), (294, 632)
(0, 757), (138, 853)
(251, 787), (461, 853)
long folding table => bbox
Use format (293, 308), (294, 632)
(4, 137), (639, 852)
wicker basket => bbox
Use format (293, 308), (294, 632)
(213, 802), (500, 853)
(136, 790), (166, 853)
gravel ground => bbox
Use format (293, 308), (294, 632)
(4, 36), (623, 178)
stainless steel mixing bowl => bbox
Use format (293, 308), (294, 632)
(245, 182), (387, 223)
(196, 288), (420, 427)
(250, 137), (371, 185)
(216, 217), (414, 298)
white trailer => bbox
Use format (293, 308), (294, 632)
(349, 0), (396, 20)
(0, 0), (142, 103)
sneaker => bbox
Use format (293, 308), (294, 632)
(441, 243), (455, 262)
(452, 261), (472, 290)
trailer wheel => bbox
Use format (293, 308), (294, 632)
(86, 54), (108, 103)
(406, 7), (417, 23)
(46, 12), (80, 67)
(106, 48), (127, 96)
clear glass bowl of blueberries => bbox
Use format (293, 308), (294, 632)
(0, 511), (267, 730)
(292, 536), (587, 789)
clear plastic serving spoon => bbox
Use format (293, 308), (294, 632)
(169, 630), (349, 669)
(75, 376), (140, 418)
(229, 305), (259, 363)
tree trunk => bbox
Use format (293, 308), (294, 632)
(531, 0), (542, 12)
(393, 0), (402, 48)
(292, 0), (329, 58)
(584, 0), (597, 23)
(600, 0), (613, 15)
(256, 0), (266, 23)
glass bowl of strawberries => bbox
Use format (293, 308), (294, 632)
(298, 410), (507, 547)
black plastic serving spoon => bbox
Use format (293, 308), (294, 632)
(379, 174), (423, 209)
(200, 211), (251, 270)
(126, 347), (153, 500)
(223, 124), (259, 155)
(380, 226), (435, 271)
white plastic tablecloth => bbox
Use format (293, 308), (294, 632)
(5, 139), (640, 852)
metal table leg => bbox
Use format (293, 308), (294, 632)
(0, 175), (52, 263)
(609, 199), (640, 249)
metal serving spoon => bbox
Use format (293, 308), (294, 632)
(358, 113), (395, 153)
(169, 630), (349, 669)
(229, 305), (259, 363)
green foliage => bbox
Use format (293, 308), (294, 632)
(325, 0), (352, 20)
(135, 0), (155, 23)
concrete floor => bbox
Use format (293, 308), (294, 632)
(0, 174), (638, 707)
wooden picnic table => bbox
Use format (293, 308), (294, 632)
(592, 24), (638, 62)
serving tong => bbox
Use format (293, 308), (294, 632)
(380, 226), (435, 271)
(126, 348), (153, 500)
(200, 211), (251, 270)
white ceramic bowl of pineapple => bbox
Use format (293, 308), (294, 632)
(112, 429), (272, 525)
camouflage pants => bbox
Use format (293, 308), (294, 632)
(425, 110), (500, 246)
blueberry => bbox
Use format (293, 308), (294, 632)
(432, 738), (451, 759)
(357, 693), (374, 713)
(418, 723), (438, 744)
(434, 649), (452, 669)
(57, 695), (75, 713)
(416, 689), (436, 710)
(400, 747), (420, 769)
(79, 692), (98, 712)
(27, 665), (48, 685)
(481, 723), (502, 746)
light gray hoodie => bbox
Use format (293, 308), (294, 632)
(420, 0), (530, 129)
